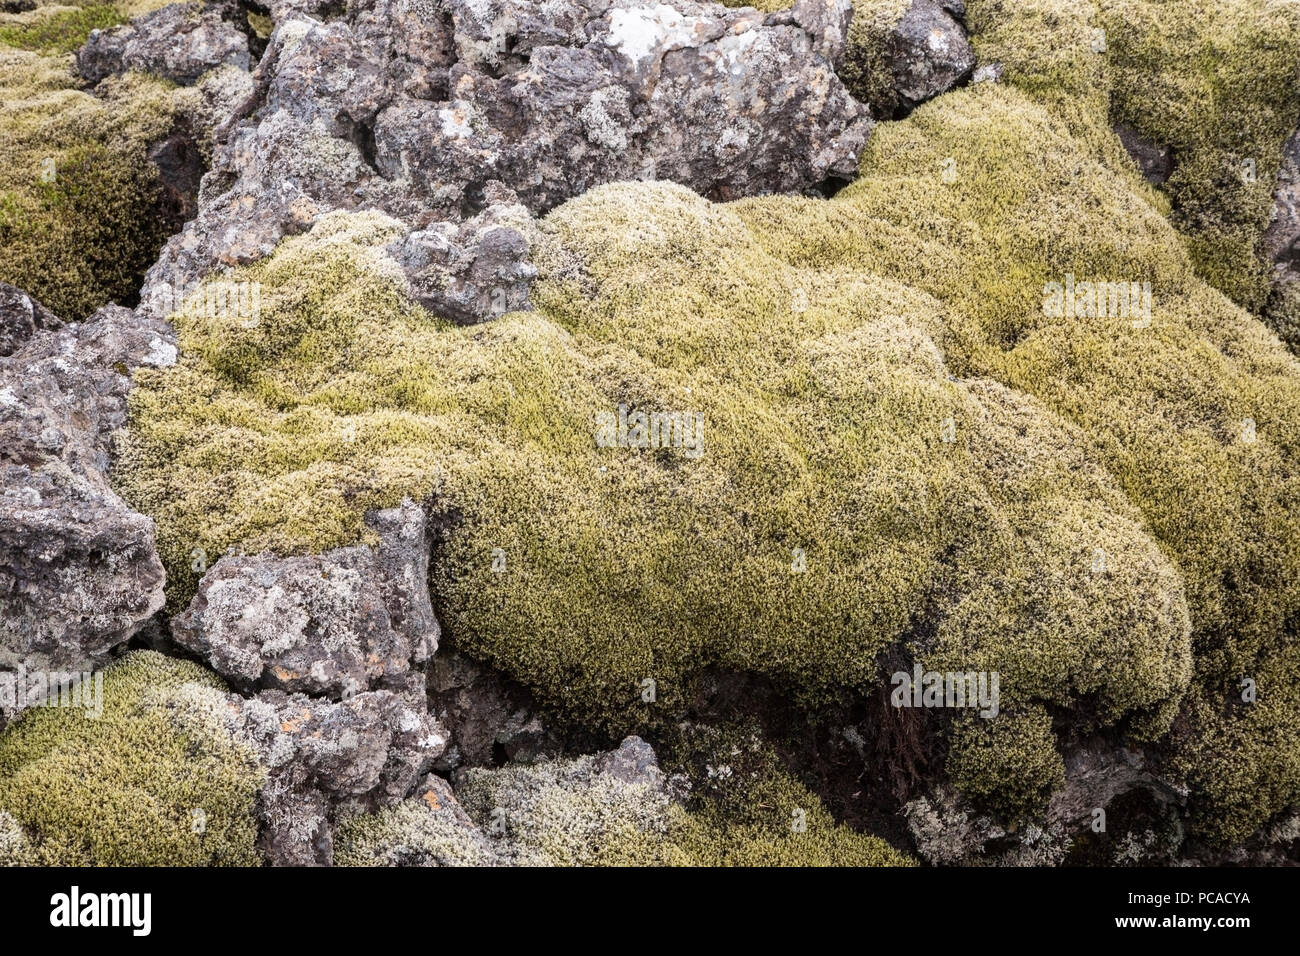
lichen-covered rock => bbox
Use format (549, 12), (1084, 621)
(172, 499), (438, 699)
(1263, 128), (1300, 350)
(386, 182), (539, 326)
(904, 786), (1070, 865)
(732, 0), (975, 118)
(232, 686), (447, 864)
(138, 0), (871, 323)
(0, 282), (59, 358)
(337, 734), (911, 865)
(869, 0), (974, 115)
(0, 304), (173, 718)
(76, 1), (252, 87)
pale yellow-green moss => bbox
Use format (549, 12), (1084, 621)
(0, 47), (195, 318)
(967, 0), (1300, 316)
(117, 79), (1300, 840)
(0, 651), (264, 866)
(946, 707), (1066, 818)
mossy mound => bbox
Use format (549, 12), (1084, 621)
(117, 174), (1190, 756)
(0, 651), (264, 865)
(968, 0), (1300, 316)
(0, 46), (192, 318)
(118, 78), (1300, 838)
(731, 82), (1300, 835)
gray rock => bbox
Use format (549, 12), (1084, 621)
(787, 0), (854, 68)
(428, 647), (558, 770)
(1263, 127), (1300, 285)
(903, 739), (1186, 865)
(884, 0), (975, 113)
(0, 284), (61, 358)
(592, 735), (662, 786)
(139, 0), (870, 325)
(0, 305), (173, 717)
(386, 182), (539, 325)
(172, 499), (438, 700)
(77, 2), (252, 87)
(1263, 129), (1300, 349)
(235, 685), (448, 865)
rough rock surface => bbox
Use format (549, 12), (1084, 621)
(903, 740), (1187, 866)
(386, 182), (539, 325)
(169, 496), (447, 864)
(173, 500), (438, 700)
(207, 684), (447, 865)
(77, 2), (253, 88)
(0, 303), (173, 715)
(0, 284), (61, 359)
(883, 0), (974, 113)
(139, 0), (870, 324)
(1264, 128), (1300, 290)
(429, 648), (558, 770)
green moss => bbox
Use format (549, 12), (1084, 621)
(0, 49), (193, 318)
(247, 10), (272, 38)
(116, 181), (1191, 761)
(1170, 645), (1300, 846)
(946, 708), (1066, 818)
(715, 0), (789, 12)
(967, 0), (1300, 316)
(118, 79), (1300, 840)
(0, 5), (125, 53)
(837, 0), (911, 115)
(733, 84), (1300, 838)
(1266, 282), (1300, 354)
(0, 651), (264, 866)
